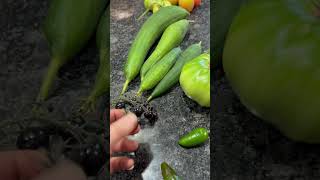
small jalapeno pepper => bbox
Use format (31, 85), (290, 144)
(178, 127), (209, 148)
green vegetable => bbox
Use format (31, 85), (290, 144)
(180, 53), (210, 107)
(223, 0), (320, 143)
(161, 162), (182, 180)
(80, 5), (110, 113)
(147, 42), (202, 101)
(179, 128), (209, 148)
(137, 47), (182, 96)
(212, 0), (245, 67)
(140, 19), (190, 81)
(37, 0), (108, 102)
(122, 6), (189, 94)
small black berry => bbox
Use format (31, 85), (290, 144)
(144, 111), (154, 120)
(152, 111), (158, 119)
(80, 142), (106, 176)
(115, 102), (125, 109)
(16, 127), (50, 150)
(131, 106), (144, 117)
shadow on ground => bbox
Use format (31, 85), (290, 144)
(212, 68), (320, 180)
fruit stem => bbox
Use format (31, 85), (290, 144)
(121, 80), (130, 95)
(147, 96), (152, 102)
(136, 89), (143, 97)
(138, 9), (150, 20)
(36, 57), (62, 103)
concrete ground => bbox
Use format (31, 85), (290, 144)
(213, 71), (320, 179)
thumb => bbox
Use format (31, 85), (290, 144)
(110, 112), (138, 146)
(32, 159), (87, 180)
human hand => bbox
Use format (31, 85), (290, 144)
(110, 109), (140, 174)
(0, 150), (49, 180)
(0, 150), (87, 180)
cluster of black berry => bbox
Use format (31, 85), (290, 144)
(115, 100), (158, 123)
(15, 123), (106, 177)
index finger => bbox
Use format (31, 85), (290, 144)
(110, 109), (126, 124)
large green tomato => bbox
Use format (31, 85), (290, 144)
(180, 53), (210, 107)
(223, 0), (320, 143)
(212, 0), (245, 68)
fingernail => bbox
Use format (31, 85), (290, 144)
(127, 165), (134, 170)
(136, 124), (141, 131)
(127, 159), (134, 171)
(132, 125), (140, 135)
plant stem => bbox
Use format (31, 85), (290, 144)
(36, 57), (62, 103)
(121, 80), (130, 95)
(138, 9), (150, 20)
(147, 96), (153, 102)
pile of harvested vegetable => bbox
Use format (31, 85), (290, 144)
(121, 6), (210, 107)
(112, 2), (210, 178)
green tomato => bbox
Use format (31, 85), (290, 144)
(180, 53), (210, 107)
(212, 0), (245, 68)
(223, 0), (320, 143)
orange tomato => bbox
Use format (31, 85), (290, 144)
(194, 0), (201, 7)
(179, 0), (194, 12)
